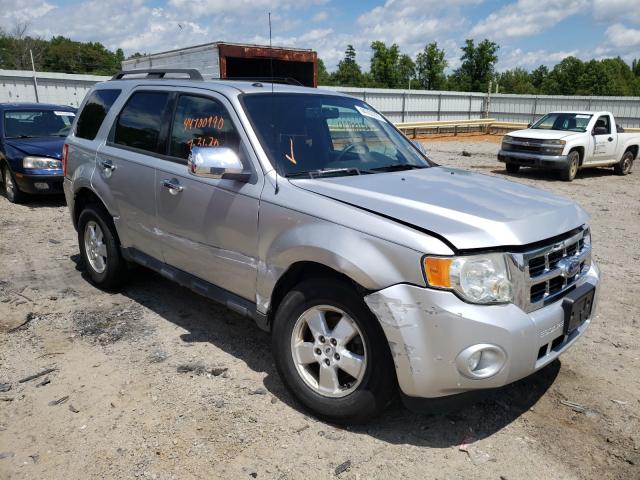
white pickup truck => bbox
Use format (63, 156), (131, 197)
(498, 111), (640, 181)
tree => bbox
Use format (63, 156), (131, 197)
(333, 45), (362, 86)
(397, 54), (415, 89)
(317, 58), (331, 85)
(450, 39), (499, 92)
(369, 41), (401, 88)
(541, 56), (585, 95)
(415, 42), (447, 90)
(497, 68), (535, 94)
(530, 65), (548, 91)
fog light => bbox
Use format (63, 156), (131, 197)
(456, 344), (506, 379)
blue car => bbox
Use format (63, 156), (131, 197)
(0, 103), (76, 203)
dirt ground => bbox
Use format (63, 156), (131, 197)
(1, 139), (639, 480)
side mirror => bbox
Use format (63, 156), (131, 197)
(187, 146), (250, 182)
(593, 126), (608, 136)
(527, 122), (532, 128)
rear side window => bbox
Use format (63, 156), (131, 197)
(169, 95), (240, 160)
(76, 89), (121, 140)
(114, 91), (170, 154)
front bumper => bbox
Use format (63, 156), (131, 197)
(14, 171), (64, 194)
(364, 262), (599, 400)
(498, 150), (568, 169)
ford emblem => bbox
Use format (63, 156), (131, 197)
(559, 257), (581, 278)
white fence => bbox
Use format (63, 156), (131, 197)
(2, 70), (640, 128)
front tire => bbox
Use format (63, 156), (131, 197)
(613, 151), (634, 175)
(505, 163), (520, 174)
(272, 278), (396, 424)
(78, 204), (127, 289)
(561, 150), (580, 181)
(3, 165), (25, 203)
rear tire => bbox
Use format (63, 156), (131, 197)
(78, 204), (127, 289)
(505, 163), (520, 174)
(561, 150), (580, 181)
(613, 150), (634, 175)
(272, 278), (396, 424)
(3, 165), (25, 203)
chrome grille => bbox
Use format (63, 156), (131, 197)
(507, 228), (591, 313)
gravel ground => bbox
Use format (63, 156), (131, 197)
(0, 138), (639, 480)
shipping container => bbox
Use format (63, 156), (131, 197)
(121, 42), (318, 87)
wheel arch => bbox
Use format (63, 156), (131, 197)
(72, 188), (121, 247)
(569, 146), (585, 165)
(624, 144), (638, 160)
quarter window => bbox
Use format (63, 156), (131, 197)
(114, 91), (170, 153)
(76, 89), (121, 140)
(169, 95), (240, 160)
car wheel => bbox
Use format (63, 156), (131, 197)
(78, 204), (127, 289)
(505, 163), (520, 174)
(272, 278), (396, 424)
(613, 151), (634, 175)
(561, 150), (580, 181)
(3, 165), (25, 203)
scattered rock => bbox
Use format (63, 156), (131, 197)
(249, 387), (267, 395)
(0, 383), (11, 393)
(295, 424), (309, 434)
(48, 239), (61, 244)
(36, 377), (51, 388)
(29, 454), (39, 464)
(176, 362), (207, 375)
(210, 366), (228, 376)
(0, 452), (15, 460)
(461, 150), (472, 157)
(610, 399), (627, 405)
(48, 395), (69, 406)
(560, 399), (587, 413)
(73, 306), (144, 345)
(148, 349), (169, 364)
(334, 460), (351, 476)
(69, 404), (80, 413)
(8, 312), (36, 333)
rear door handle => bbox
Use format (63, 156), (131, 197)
(608, 137), (613, 142)
(161, 178), (183, 194)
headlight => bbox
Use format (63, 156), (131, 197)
(545, 139), (566, 146)
(423, 253), (513, 304)
(23, 156), (62, 169)
(503, 135), (514, 143)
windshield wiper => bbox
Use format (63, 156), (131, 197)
(286, 167), (371, 179)
(371, 164), (427, 172)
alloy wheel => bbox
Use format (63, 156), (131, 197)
(84, 220), (108, 274)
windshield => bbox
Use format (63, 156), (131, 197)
(241, 93), (431, 177)
(530, 113), (592, 132)
(4, 110), (76, 138)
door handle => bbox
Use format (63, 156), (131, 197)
(161, 178), (183, 194)
(100, 159), (115, 171)
(608, 137), (613, 142)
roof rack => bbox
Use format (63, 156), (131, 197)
(225, 77), (304, 86)
(111, 69), (203, 81)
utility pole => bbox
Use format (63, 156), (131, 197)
(30, 49), (39, 103)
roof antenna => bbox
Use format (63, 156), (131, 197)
(269, 12), (280, 194)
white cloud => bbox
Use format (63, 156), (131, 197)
(498, 47), (579, 70)
(604, 23), (640, 48)
(592, 0), (640, 24)
(471, 0), (589, 39)
(312, 11), (328, 22)
(0, 0), (54, 27)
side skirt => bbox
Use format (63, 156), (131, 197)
(121, 247), (270, 332)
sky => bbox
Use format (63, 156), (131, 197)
(1, 0), (639, 72)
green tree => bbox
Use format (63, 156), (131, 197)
(317, 58), (331, 85)
(450, 39), (499, 92)
(415, 42), (447, 90)
(369, 41), (400, 88)
(397, 54), (416, 89)
(333, 45), (362, 86)
(497, 68), (535, 94)
(541, 56), (584, 95)
(530, 65), (548, 91)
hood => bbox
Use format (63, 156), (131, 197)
(509, 129), (580, 140)
(4, 137), (65, 159)
(290, 167), (588, 250)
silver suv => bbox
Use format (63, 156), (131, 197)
(63, 70), (600, 423)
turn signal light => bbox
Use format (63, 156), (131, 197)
(423, 257), (452, 288)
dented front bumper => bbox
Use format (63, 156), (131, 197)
(364, 263), (599, 399)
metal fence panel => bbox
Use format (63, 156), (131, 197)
(2, 70), (640, 127)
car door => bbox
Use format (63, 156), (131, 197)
(590, 114), (617, 164)
(154, 89), (262, 302)
(95, 88), (172, 260)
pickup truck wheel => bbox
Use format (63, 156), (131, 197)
(561, 151), (580, 181)
(78, 204), (127, 289)
(505, 163), (520, 174)
(272, 278), (396, 424)
(3, 165), (25, 203)
(614, 151), (634, 175)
